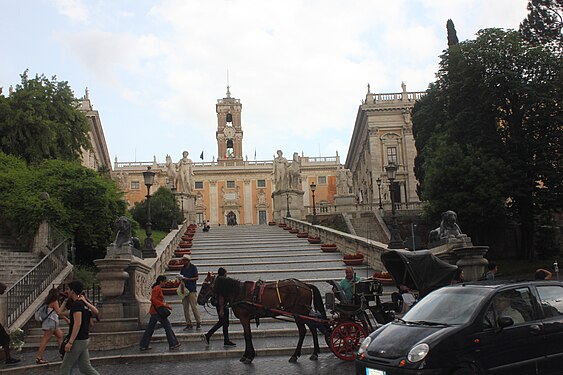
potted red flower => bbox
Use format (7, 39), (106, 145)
(167, 259), (184, 271)
(343, 252), (364, 266)
(308, 235), (321, 244)
(373, 271), (394, 286)
(179, 241), (192, 248)
(162, 279), (181, 295)
(278, 223), (287, 228)
(181, 235), (193, 241)
(296, 231), (309, 238)
(289, 228), (299, 234)
(320, 243), (338, 252)
(174, 249), (192, 257)
(268, 221), (277, 226)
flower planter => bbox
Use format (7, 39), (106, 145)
(167, 260), (184, 271)
(289, 228), (299, 234)
(278, 223), (287, 228)
(174, 249), (192, 257)
(320, 244), (338, 253)
(179, 241), (193, 248)
(373, 277), (395, 286)
(296, 232), (309, 238)
(343, 258), (364, 266)
(268, 221), (277, 226)
(308, 236), (321, 244)
(181, 235), (193, 241)
(161, 287), (178, 295)
(184, 232), (195, 237)
(283, 226), (292, 230)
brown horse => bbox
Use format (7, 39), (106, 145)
(197, 273), (328, 364)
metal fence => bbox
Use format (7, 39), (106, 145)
(5, 239), (69, 327)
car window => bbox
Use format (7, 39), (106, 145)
(482, 288), (535, 328)
(536, 285), (563, 318)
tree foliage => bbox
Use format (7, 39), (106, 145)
(0, 152), (127, 264)
(520, 0), (563, 54)
(412, 28), (562, 258)
(130, 187), (182, 232)
(0, 70), (91, 165)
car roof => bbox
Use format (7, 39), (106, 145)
(447, 279), (563, 292)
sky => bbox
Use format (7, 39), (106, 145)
(0, 0), (529, 166)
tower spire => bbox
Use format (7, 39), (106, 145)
(226, 69), (231, 98)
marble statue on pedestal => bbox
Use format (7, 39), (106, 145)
(272, 150), (288, 191)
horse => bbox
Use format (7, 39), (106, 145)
(165, 154), (177, 185)
(287, 152), (301, 190)
(197, 273), (328, 364)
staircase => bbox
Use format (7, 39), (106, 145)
(349, 212), (388, 243)
(0, 251), (42, 288)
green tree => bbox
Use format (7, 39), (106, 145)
(412, 28), (562, 258)
(520, 0), (563, 53)
(0, 70), (91, 165)
(130, 187), (182, 232)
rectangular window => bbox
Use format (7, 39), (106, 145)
(131, 181), (140, 190)
(387, 147), (398, 164)
(257, 179), (266, 188)
(227, 181), (236, 189)
(195, 181), (204, 189)
(318, 176), (327, 185)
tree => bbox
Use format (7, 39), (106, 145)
(0, 70), (91, 165)
(446, 19), (459, 46)
(520, 0), (563, 54)
(412, 28), (562, 258)
(130, 187), (182, 232)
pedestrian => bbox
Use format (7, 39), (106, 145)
(0, 282), (20, 365)
(486, 262), (498, 281)
(535, 268), (553, 280)
(339, 267), (360, 303)
(179, 254), (201, 330)
(60, 280), (100, 375)
(201, 267), (236, 347)
(36, 288), (69, 364)
(140, 275), (181, 351)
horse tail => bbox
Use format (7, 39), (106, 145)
(309, 284), (326, 320)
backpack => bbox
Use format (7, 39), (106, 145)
(34, 304), (53, 322)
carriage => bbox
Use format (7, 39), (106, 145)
(197, 250), (458, 364)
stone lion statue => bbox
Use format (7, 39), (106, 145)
(428, 210), (463, 244)
(113, 216), (132, 247)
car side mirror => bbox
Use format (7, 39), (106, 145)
(497, 316), (514, 329)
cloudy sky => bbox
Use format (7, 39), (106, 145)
(0, 0), (529, 165)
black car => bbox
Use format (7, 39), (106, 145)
(355, 280), (563, 375)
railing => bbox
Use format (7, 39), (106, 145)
(55, 283), (102, 306)
(5, 239), (69, 326)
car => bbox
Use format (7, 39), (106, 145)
(355, 280), (563, 375)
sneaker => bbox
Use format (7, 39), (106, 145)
(223, 341), (236, 347)
(183, 325), (193, 331)
(5, 358), (21, 365)
(201, 334), (210, 346)
(139, 346), (152, 351)
(196, 322), (201, 330)
(169, 343), (182, 351)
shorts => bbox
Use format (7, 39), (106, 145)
(0, 324), (9, 346)
(42, 319), (59, 331)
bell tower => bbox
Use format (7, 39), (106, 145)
(216, 86), (243, 165)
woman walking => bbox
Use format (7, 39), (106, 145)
(201, 267), (235, 347)
(60, 280), (100, 375)
(140, 275), (181, 351)
(35, 288), (69, 364)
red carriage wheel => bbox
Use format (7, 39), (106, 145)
(329, 321), (367, 361)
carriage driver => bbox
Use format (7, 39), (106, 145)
(339, 267), (361, 303)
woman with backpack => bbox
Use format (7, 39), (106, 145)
(35, 287), (69, 364)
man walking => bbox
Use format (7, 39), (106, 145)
(179, 254), (201, 330)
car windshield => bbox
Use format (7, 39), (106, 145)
(403, 287), (489, 325)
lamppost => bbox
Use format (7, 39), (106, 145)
(171, 186), (178, 230)
(286, 193), (292, 218)
(142, 166), (157, 258)
(310, 182), (318, 225)
(376, 177), (383, 209)
(385, 162), (404, 249)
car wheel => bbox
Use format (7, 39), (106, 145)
(452, 367), (479, 375)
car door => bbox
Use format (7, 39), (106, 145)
(469, 287), (543, 375)
(535, 284), (563, 375)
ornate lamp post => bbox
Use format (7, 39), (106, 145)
(171, 186), (178, 230)
(385, 162), (404, 249)
(142, 166), (157, 258)
(310, 182), (318, 225)
(376, 177), (383, 209)
(286, 193), (292, 218)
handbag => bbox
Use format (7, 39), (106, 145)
(152, 303), (171, 319)
(176, 282), (190, 300)
(59, 335), (70, 357)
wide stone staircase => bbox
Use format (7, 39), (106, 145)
(348, 211), (388, 243)
(14, 224), (381, 373)
(0, 251), (43, 288)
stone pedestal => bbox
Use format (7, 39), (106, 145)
(181, 193), (197, 224)
(454, 246), (489, 282)
(272, 190), (304, 221)
(93, 257), (131, 320)
(334, 194), (357, 212)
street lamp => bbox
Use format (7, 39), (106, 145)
(310, 182), (318, 225)
(286, 193), (292, 218)
(385, 162), (404, 249)
(171, 186), (178, 230)
(142, 166), (157, 258)
(376, 177), (383, 209)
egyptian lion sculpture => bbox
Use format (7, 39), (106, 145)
(428, 210), (463, 244)
(113, 216), (132, 247)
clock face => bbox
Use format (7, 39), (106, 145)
(224, 126), (235, 138)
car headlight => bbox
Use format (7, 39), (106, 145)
(357, 336), (371, 358)
(407, 343), (429, 363)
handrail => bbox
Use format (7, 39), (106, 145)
(5, 239), (69, 327)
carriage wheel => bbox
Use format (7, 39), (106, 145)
(329, 321), (367, 361)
